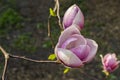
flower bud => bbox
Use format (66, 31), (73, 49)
(63, 4), (84, 30)
(101, 53), (120, 72)
(55, 25), (98, 68)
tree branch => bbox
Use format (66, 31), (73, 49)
(47, 0), (63, 48)
(56, 0), (63, 30)
(47, 17), (55, 48)
(0, 45), (58, 80)
(2, 58), (8, 80)
(9, 54), (58, 63)
(0, 46), (9, 80)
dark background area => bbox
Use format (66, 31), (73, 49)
(0, 0), (120, 80)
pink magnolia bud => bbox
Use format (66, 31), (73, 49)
(101, 53), (120, 72)
(63, 4), (84, 30)
(55, 25), (98, 68)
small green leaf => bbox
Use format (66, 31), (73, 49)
(100, 54), (103, 58)
(48, 54), (56, 60)
(102, 70), (109, 76)
(63, 68), (70, 74)
(49, 8), (56, 16)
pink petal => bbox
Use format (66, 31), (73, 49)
(103, 54), (111, 62)
(61, 37), (77, 49)
(63, 4), (79, 28)
(73, 8), (84, 29)
(105, 62), (119, 72)
(111, 61), (120, 72)
(105, 67), (112, 72)
(71, 34), (87, 46)
(71, 45), (90, 61)
(111, 62), (119, 70)
(111, 53), (117, 61)
(61, 34), (87, 49)
(84, 39), (98, 62)
(102, 53), (120, 72)
(58, 25), (80, 47)
(56, 48), (83, 68)
(105, 56), (116, 67)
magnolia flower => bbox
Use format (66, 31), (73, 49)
(55, 25), (98, 68)
(101, 53), (120, 72)
(63, 4), (84, 30)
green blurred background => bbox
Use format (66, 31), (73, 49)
(0, 0), (120, 80)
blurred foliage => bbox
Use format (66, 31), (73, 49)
(0, 8), (23, 37)
(60, 0), (88, 16)
(0, 0), (16, 7)
(50, 18), (61, 42)
(36, 22), (52, 48)
(41, 17), (61, 48)
(12, 33), (37, 53)
(36, 22), (45, 29)
(0, 0), (119, 79)
(42, 40), (52, 48)
(7, 0), (16, 6)
(71, 0), (88, 13)
(107, 74), (117, 80)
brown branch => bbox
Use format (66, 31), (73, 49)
(0, 46), (9, 58)
(56, 0), (63, 30)
(47, 0), (63, 48)
(47, 0), (58, 48)
(9, 54), (58, 63)
(0, 45), (59, 80)
(47, 17), (55, 48)
(2, 58), (8, 80)
(0, 46), (9, 80)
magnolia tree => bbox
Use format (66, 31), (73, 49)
(0, 0), (120, 80)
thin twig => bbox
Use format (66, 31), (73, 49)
(47, 0), (63, 48)
(0, 46), (9, 80)
(2, 58), (8, 80)
(56, 0), (63, 30)
(9, 54), (58, 63)
(53, 0), (57, 11)
(0, 45), (59, 80)
(47, 0), (58, 48)
(47, 16), (55, 48)
(47, 16), (51, 37)
(0, 46), (9, 57)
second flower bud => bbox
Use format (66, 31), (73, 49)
(63, 4), (84, 30)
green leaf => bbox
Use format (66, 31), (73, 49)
(49, 8), (56, 16)
(63, 68), (70, 74)
(102, 70), (109, 76)
(48, 54), (56, 60)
